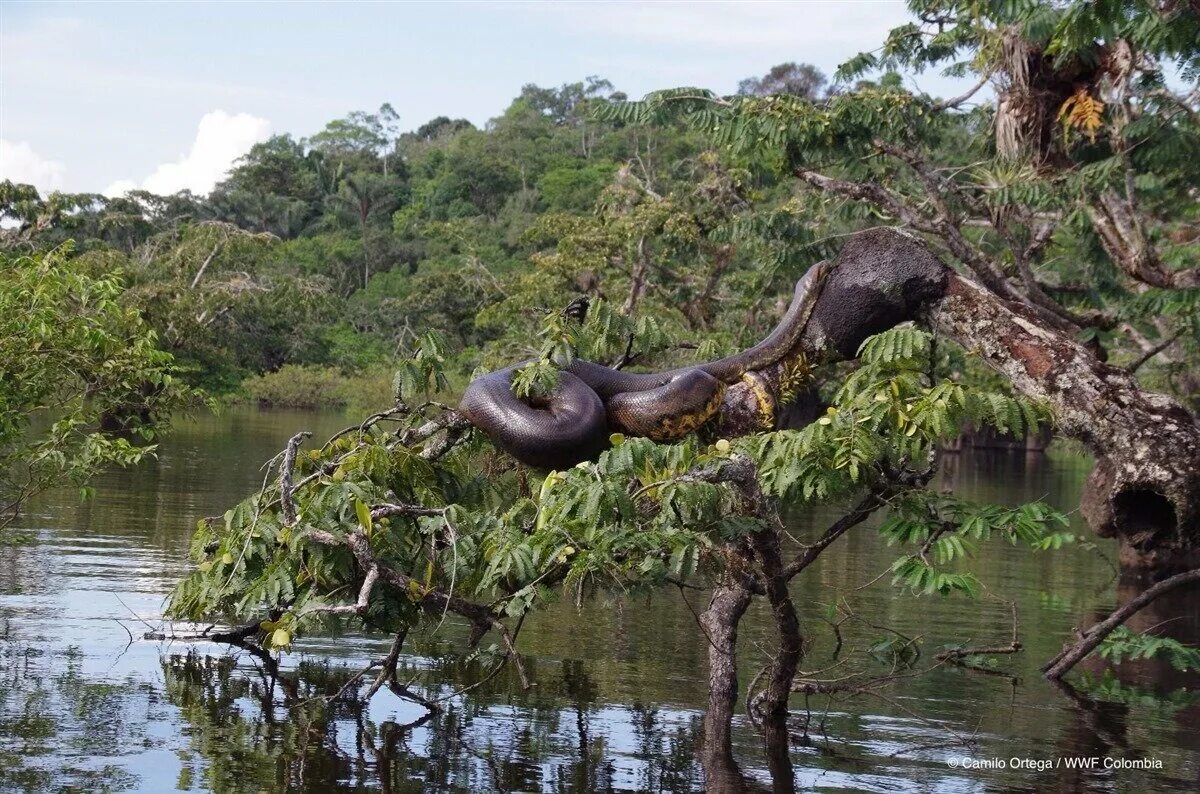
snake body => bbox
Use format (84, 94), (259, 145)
(460, 263), (829, 469)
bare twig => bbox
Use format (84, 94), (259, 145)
(1126, 330), (1183, 374)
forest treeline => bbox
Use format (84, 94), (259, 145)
(1, 70), (815, 405)
(4, 40), (1197, 417)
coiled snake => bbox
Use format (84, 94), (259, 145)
(460, 263), (830, 469)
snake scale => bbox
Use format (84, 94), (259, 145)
(460, 262), (830, 469)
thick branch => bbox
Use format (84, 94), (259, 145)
(748, 523), (802, 724)
(721, 228), (1200, 569)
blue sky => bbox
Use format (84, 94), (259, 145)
(1, 1), (967, 196)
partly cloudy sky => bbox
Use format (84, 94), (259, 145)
(0, 1), (964, 197)
(100, 110), (272, 197)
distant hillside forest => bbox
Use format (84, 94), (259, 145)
(3, 50), (1198, 414)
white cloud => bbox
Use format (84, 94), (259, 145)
(105, 110), (271, 197)
(102, 179), (138, 198)
(0, 140), (67, 192)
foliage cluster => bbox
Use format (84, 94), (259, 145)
(166, 326), (1065, 654)
(0, 246), (203, 531)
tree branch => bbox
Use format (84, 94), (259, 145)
(929, 70), (993, 112)
(1126, 330), (1183, 374)
(1042, 567), (1200, 680)
(305, 526), (533, 690)
(279, 431), (311, 527)
(796, 165), (1021, 302)
(783, 494), (883, 580)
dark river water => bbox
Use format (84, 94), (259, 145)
(2, 407), (1198, 792)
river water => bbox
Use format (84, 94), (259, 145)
(1, 407), (1197, 792)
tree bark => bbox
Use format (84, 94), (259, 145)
(748, 527), (801, 794)
(748, 528), (802, 723)
(717, 228), (1200, 572)
(698, 580), (755, 793)
(622, 237), (649, 315)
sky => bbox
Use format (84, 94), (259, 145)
(0, 1), (967, 198)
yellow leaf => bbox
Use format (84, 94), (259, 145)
(538, 471), (564, 505)
(1058, 90), (1105, 143)
(355, 499), (373, 535)
(270, 628), (291, 649)
(714, 439), (731, 454)
(220, 552), (234, 566)
(609, 432), (625, 446)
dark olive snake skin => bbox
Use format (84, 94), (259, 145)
(460, 263), (830, 469)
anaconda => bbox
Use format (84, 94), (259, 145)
(459, 262), (830, 469)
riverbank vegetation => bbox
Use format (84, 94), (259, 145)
(3, 0), (1199, 787)
(0, 246), (204, 531)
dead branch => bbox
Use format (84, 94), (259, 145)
(279, 431), (311, 527)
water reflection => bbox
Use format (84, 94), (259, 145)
(1, 408), (1198, 791)
(155, 643), (707, 792)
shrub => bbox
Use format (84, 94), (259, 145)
(242, 365), (396, 413)
(243, 365), (350, 409)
